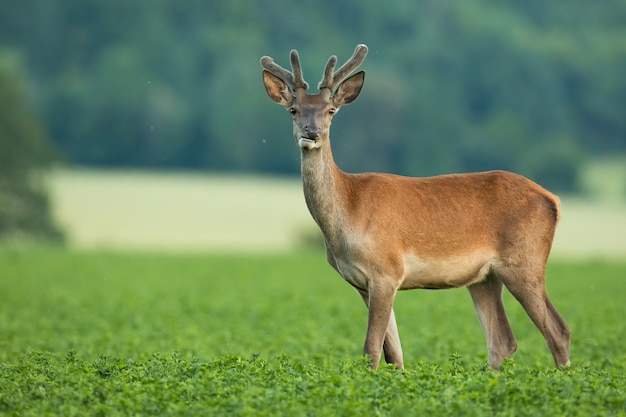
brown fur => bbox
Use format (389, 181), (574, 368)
(261, 45), (570, 370)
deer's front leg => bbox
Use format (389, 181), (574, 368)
(383, 308), (404, 369)
(361, 281), (399, 370)
(359, 290), (403, 369)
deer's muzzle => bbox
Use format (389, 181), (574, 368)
(298, 137), (320, 149)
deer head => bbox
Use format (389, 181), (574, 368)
(261, 44), (368, 149)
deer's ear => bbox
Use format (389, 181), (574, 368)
(263, 70), (294, 106)
(333, 71), (364, 107)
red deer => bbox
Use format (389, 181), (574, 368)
(260, 44), (570, 370)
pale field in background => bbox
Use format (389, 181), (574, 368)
(48, 170), (315, 253)
(48, 169), (626, 258)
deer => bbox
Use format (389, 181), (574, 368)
(260, 44), (571, 371)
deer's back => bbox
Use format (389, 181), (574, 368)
(340, 170), (560, 260)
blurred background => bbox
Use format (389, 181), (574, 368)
(1, 0), (625, 255)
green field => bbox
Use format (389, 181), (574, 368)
(2, 169), (624, 415)
(1, 247), (625, 416)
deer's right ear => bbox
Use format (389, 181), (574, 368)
(263, 70), (294, 106)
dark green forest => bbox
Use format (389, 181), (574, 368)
(1, 0), (625, 191)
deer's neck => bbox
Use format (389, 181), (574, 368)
(300, 140), (349, 244)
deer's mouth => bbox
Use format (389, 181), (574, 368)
(298, 137), (319, 149)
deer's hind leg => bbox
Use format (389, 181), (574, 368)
(498, 266), (571, 367)
(468, 274), (518, 370)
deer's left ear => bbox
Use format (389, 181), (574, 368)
(333, 71), (365, 107)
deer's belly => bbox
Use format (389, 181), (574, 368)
(327, 243), (495, 292)
(400, 253), (495, 290)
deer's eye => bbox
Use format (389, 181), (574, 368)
(329, 108), (336, 115)
(289, 107), (297, 115)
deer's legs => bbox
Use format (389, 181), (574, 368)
(468, 275), (517, 369)
(501, 271), (571, 367)
(359, 290), (404, 369)
(382, 308), (404, 369)
(359, 284), (400, 370)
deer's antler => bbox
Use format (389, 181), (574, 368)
(261, 44), (369, 94)
(260, 49), (309, 91)
(318, 44), (368, 93)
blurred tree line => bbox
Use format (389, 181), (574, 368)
(0, 54), (64, 241)
(1, 0), (625, 192)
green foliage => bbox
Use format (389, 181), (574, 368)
(0, 247), (625, 415)
(0, 56), (64, 242)
(1, 1), (625, 190)
(2, 350), (624, 416)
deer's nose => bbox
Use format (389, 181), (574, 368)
(304, 126), (321, 139)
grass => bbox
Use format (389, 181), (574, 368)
(6, 167), (622, 414)
(1, 247), (625, 416)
